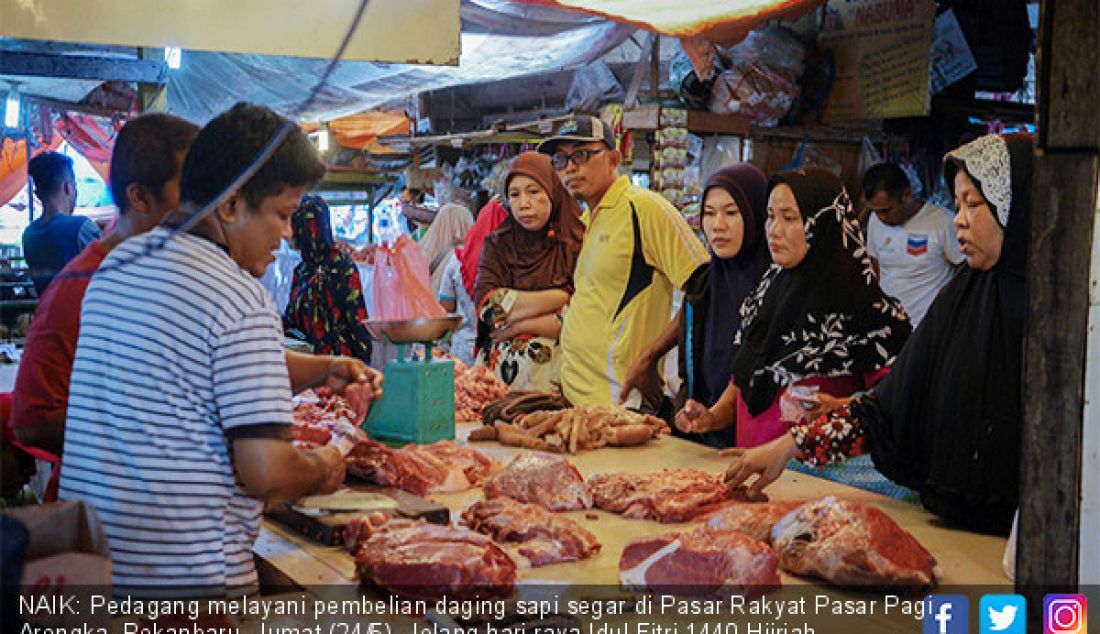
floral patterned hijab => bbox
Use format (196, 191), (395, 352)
(730, 167), (912, 416)
(285, 195), (372, 361)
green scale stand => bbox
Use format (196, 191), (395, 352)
(362, 316), (462, 445)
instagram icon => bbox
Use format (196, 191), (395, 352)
(1045, 595), (1088, 634)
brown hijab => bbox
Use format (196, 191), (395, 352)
(473, 152), (584, 303)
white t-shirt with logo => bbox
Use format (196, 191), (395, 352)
(866, 202), (965, 326)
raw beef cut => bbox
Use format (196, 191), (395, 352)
(770, 496), (939, 588)
(482, 453), (592, 511)
(352, 519), (516, 600)
(619, 526), (781, 597)
(461, 497), (601, 566)
(346, 440), (497, 496)
(588, 469), (730, 522)
(291, 388), (368, 452)
(452, 358), (510, 421)
(706, 501), (807, 542)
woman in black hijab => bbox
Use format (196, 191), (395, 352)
(676, 167), (911, 448)
(620, 164), (770, 448)
(723, 134), (1032, 535)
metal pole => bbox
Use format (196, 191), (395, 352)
(25, 122), (34, 223)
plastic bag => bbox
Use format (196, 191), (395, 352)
(565, 61), (624, 113)
(710, 27), (805, 127)
(371, 235), (447, 321)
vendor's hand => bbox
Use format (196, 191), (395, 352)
(720, 434), (799, 497)
(309, 445), (346, 495)
(619, 354), (662, 407)
(674, 399), (721, 434)
(324, 357), (383, 398)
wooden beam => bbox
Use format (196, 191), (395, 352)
(649, 34), (661, 100)
(1019, 151), (1093, 619)
(1017, 3), (1097, 620)
(0, 51), (166, 84)
(1038, 0), (1100, 149)
(23, 95), (122, 118)
(623, 31), (655, 109)
(138, 48), (169, 113)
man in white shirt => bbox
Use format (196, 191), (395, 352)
(862, 163), (965, 326)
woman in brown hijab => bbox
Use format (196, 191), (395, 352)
(474, 152), (584, 391)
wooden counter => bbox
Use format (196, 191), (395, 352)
(254, 424), (1011, 631)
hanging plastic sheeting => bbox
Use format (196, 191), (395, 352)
(0, 135), (65, 208)
(54, 114), (121, 181)
(509, 0), (824, 47)
(167, 0), (634, 123)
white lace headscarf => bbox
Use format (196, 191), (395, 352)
(945, 134), (1012, 227)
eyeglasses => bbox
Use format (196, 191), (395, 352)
(550, 147), (605, 170)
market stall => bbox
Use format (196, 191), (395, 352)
(254, 422), (1009, 632)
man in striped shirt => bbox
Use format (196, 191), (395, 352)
(60, 103), (381, 598)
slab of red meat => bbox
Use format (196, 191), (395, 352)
(461, 497), (600, 566)
(706, 501), (807, 542)
(482, 453), (592, 511)
(417, 440), (498, 486)
(588, 469), (729, 522)
(619, 526), (780, 597)
(346, 440), (435, 496)
(770, 496), (939, 589)
(354, 519), (516, 600)
(346, 440), (498, 496)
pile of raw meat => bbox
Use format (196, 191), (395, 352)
(620, 526), (781, 598)
(469, 405), (669, 453)
(348, 518), (516, 600)
(589, 469), (735, 523)
(482, 453), (593, 511)
(291, 388), (369, 452)
(452, 359), (509, 421)
(619, 495), (939, 595)
(769, 496), (939, 588)
(462, 497), (600, 566)
(346, 440), (498, 496)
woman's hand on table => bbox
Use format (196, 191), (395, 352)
(720, 433), (800, 497)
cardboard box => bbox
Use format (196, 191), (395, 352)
(5, 501), (111, 627)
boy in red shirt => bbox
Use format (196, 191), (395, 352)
(8, 113), (199, 500)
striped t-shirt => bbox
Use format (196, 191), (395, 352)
(60, 228), (293, 597)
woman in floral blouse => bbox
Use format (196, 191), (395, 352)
(473, 152), (583, 391)
(676, 167), (911, 448)
(723, 134), (1032, 535)
(285, 195), (373, 362)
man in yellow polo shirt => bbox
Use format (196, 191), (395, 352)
(538, 116), (710, 408)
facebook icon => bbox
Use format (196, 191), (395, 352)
(925, 595), (970, 634)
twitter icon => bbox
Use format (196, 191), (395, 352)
(981, 595), (1026, 634)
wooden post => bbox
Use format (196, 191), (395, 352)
(1019, 0), (1097, 624)
(649, 34), (661, 100)
(624, 31), (655, 109)
(138, 48), (169, 113)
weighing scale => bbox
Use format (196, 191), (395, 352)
(362, 315), (462, 445)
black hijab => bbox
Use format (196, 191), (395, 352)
(681, 164), (770, 409)
(860, 133), (1032, 534)
(730, 167), (912, 417)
